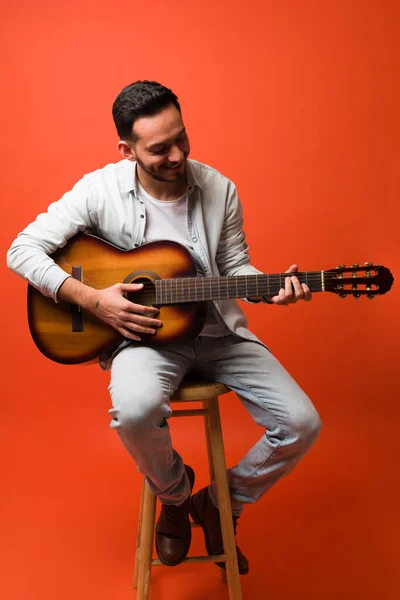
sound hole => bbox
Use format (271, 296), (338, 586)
(126, 277), (156, 307)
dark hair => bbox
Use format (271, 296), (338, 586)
(112, 80), (181, 141)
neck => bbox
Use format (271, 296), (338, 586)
(136, 164), (187, 201)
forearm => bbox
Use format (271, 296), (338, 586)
(57, 277), (100, 312)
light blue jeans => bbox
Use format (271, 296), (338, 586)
(108, 334), (321, 516)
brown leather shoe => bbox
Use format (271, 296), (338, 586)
(155, 465), (195, 566)
(190, 485), (249, 574)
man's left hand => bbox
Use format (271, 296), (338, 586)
(267, 264), (312, 305)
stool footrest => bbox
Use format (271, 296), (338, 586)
(152, 554), (227, 566)
(171, 409), (208, 417)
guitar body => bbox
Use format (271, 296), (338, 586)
(28, 235), (207, 364)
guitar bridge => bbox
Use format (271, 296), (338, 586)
(70, 265), (83, 332)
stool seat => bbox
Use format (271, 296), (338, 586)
(171, 377), (230, 402)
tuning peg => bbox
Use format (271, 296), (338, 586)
(336, 264), (345, 269)
(353, 293), (361, 300)
(367, 294), (375, 300)
(339, 293), (347, 299)
(364, 262), (373, 267)
(350, 264), (359, 268)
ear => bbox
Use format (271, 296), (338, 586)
(117, 140), (136, 161)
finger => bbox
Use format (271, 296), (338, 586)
(124, 301), (160, 317)
(126, 314), (162, 328)
(274, 287), (287, 305)
(284, 276), (294, 303)
(285, 264), (298, 274)
(119, 327), (141, 341)
(126, 322), (157, 335)
(291, 276), (305, 301)
(119, 283), (144, 292)
(302, 283), (312, 301)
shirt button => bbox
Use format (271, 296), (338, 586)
(134, 244), (139, 247)
(140, 214), (144, 218)
(192, 237), (198, 243)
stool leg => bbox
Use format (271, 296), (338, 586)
(137, 480), (157, 600)
(203, 400), (215, 481)
(206, 397), (242, 600)
(133, 479), (146, 589)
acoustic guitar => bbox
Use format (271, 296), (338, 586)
(27, 233), (394, 364)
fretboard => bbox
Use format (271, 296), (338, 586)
(153, 272), (325, 304)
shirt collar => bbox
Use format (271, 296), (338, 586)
(119, 159), (202, 196)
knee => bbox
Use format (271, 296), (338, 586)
(287, 406), (322, 449)
(294, 407), (322, 447)
(109, 383), (171, 432)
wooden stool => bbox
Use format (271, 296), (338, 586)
(133, 377), (243, 600)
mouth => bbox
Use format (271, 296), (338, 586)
(162, 163), (183, 172)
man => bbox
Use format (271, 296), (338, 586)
(7, 81), (321, 573)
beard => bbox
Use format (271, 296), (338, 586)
(135, 155), (187, 184)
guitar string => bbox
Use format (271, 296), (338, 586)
(130, 274), (373, 288)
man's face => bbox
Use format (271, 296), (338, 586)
(130, 104), (190, 184)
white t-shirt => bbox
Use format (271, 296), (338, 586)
(138, 183), (229, 337)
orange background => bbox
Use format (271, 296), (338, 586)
(1, 1), (399, 599)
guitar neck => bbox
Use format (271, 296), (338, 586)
(154, 271), (325, 304)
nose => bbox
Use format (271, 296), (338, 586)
(167, 145), (184, 164)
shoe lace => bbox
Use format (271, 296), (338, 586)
(164, 503), (187, 526)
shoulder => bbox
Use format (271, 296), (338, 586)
(187, 159), (236, 194)
(79, 160), (134, 195)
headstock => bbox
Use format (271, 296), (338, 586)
(324, 263), (394, 298)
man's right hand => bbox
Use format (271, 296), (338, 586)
(92, 283), (162, 341)
(58, 278), (162, 342)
